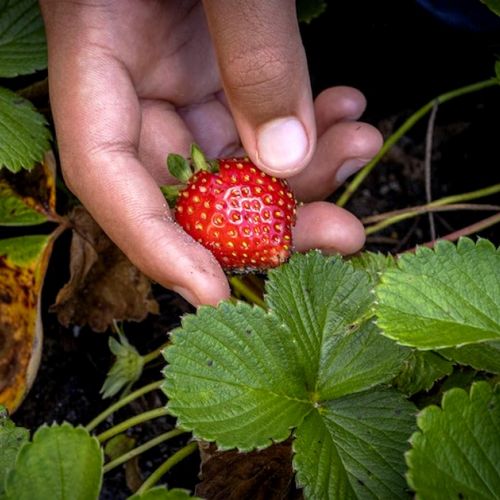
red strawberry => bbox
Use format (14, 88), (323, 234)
(162, 146), (297, 271)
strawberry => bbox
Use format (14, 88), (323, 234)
(162, 145), (297, 271)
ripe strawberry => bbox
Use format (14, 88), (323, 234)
(162, 145), (297, 271)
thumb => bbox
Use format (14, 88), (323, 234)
(203, 0), (316, 177)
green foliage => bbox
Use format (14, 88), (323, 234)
(164, 252), (413, 497)
(350, 251), (396, 285)
(0, 88), (51, 172)
(480, 0), (500, 16)
(129, 487), (201, 499)
(0, 0), (47, 77)
(0, 234), (52, 265)
(100, 332), (145, 399)
(0, 183), (47, 225)
(294, 390), (416, 499)
(5, 423), (103, 500)
(393, 351), (453, 396)
(296, 0), (327, 23)
(0, 406), (29, 496)
(407, 382), (500, 499)
(441, 340), (500, 373)
(0, 1), (51, 172)
(376, 238), (500, 349)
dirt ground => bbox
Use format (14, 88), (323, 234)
(14, 1), (499, 498)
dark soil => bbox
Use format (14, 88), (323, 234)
(13, 1), (499, 499)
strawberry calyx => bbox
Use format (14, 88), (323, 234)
(161, 144), (218, 207)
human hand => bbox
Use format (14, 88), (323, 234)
(40, 0), (382, 306)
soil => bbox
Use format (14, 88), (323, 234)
(12, 1), (500, 499)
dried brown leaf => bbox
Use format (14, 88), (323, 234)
(196, 441), (302, 500)
(51, 207), (159, 332)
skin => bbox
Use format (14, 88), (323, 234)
(39, 0), (383, 306)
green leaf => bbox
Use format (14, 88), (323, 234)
(129, 487), (201, 499)
(296, 0), (327, 23)
(163, 301), (312, 451)
(393, 350), (453, 396)
(0, 154), (57, 225)
(440, 340), (500, 374)
(350, 251), (396, 286)
(481, 0), (500, 16)
(266, 252), (407, 399)
(0, 407), (29, 496)
(5, 423), (103, 500)
(294, 389), (416, 499)
(0, 0), (47, 77)
(0, 87), (51, 172)
(376, 238), (500, 349)
(406, 381), (500, 499)
(0, 233), (51, 265)
(100, 333), (144, 399)
(496, 60), (500, 80)
(0, 184), (46, 224)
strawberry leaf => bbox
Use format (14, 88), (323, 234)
(5, 423), (103, 500)
(480, 0), (500, 16)
(376, 238), (500, 349)
(0, 407), (29, 497)
(0, 0), (47, 78)
(392, 351), (453, 396)
(440, 340), (500, 374)
(129, 487), (201, 499)
(294, 390), (416, 499)
(164, 252), (415, 497)
(406, 381), (500, 499)
(266, 252), (408, 399)
(0, 88), (51, 172)
(164, 301), (312, 451)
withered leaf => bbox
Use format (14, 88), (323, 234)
(0, 233), (55, 412)
(196, 441), (303, 500)
(51, 207), (159, 333)
(0, 151), (57, 226)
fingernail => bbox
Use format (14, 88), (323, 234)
(172, 285), (200, 306)
(257, 117), (309, 173)
(335, 159), (369, 185)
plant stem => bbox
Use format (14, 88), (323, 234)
(365, 204), (500, 235)
(229, 276), (266, 308)
(103, 428), (186, 473)
(135, 441), (199, 495)
(86, 380), (163, 432)
(97, 407), (170, 443)
(336, 78), (499, 207)
(363, 182), (500, 235)
(417, 212), (500, 249)
(142, 341), (171, 365)
(427, 183), (500, 207)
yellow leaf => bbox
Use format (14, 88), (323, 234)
(0, 233), (55, 412)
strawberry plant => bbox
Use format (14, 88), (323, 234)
(1, 0), (500, 499)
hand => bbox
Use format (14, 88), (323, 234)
(40, 0), (382, 306)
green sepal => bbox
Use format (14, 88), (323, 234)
(207, 160), (220, 173)
(167, 154), (192, 183)
(160, 184), (185, 208)
(190, 144), (208, 173)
